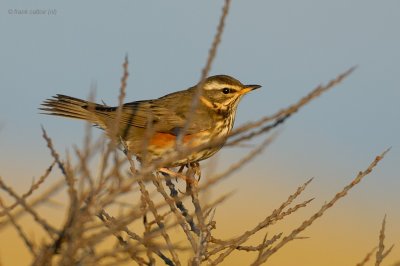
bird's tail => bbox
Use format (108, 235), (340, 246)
(40, 94), (107, 128)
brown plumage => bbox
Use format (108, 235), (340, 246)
(40, 75), (261, 166)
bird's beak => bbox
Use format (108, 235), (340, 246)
(239, 84), (262, 95)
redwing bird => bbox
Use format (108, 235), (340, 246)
(40, 75), (261, 167)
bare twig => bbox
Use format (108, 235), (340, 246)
(0, 160), (55, 217)
(0, 180), (64, 230)
(236, 233), (282, 252)
(375, 215), (394, 266)
(113, 54), (129, 142)
(152, 173), (199, 249)
(253, 148), (390, 265)
(178, 0), (231, 145)
(97, 208), (169, 265)
(0, 176), (58, 235)
(200, 133), (278, 192)
(164, 176), (200, 235)
(0, 199), (36, 256)
(356, 247), (377, 266)
(209, 177), (313, 264)
(41, 127), (78, 206)
(227, 66), (357, 146)
(126, 149), (180, 266)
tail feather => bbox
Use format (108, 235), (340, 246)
(40, 94), (107, 128)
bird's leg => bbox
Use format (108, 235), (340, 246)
(184, 162), (201, 193)
(190, 162), (201, 181)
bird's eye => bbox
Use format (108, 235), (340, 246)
(222, 88), (232, 94)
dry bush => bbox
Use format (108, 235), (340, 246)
(0, 1), (396, 265)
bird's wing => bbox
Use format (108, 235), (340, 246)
(95, 100), (213, 135)
(148, 102), (214, 135)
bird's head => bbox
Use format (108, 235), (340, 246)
(198, 75), (261, 112)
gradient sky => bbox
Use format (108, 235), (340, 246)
(0, 1), (399, 265)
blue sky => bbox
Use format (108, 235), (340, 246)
(0, 1), (399, 264)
